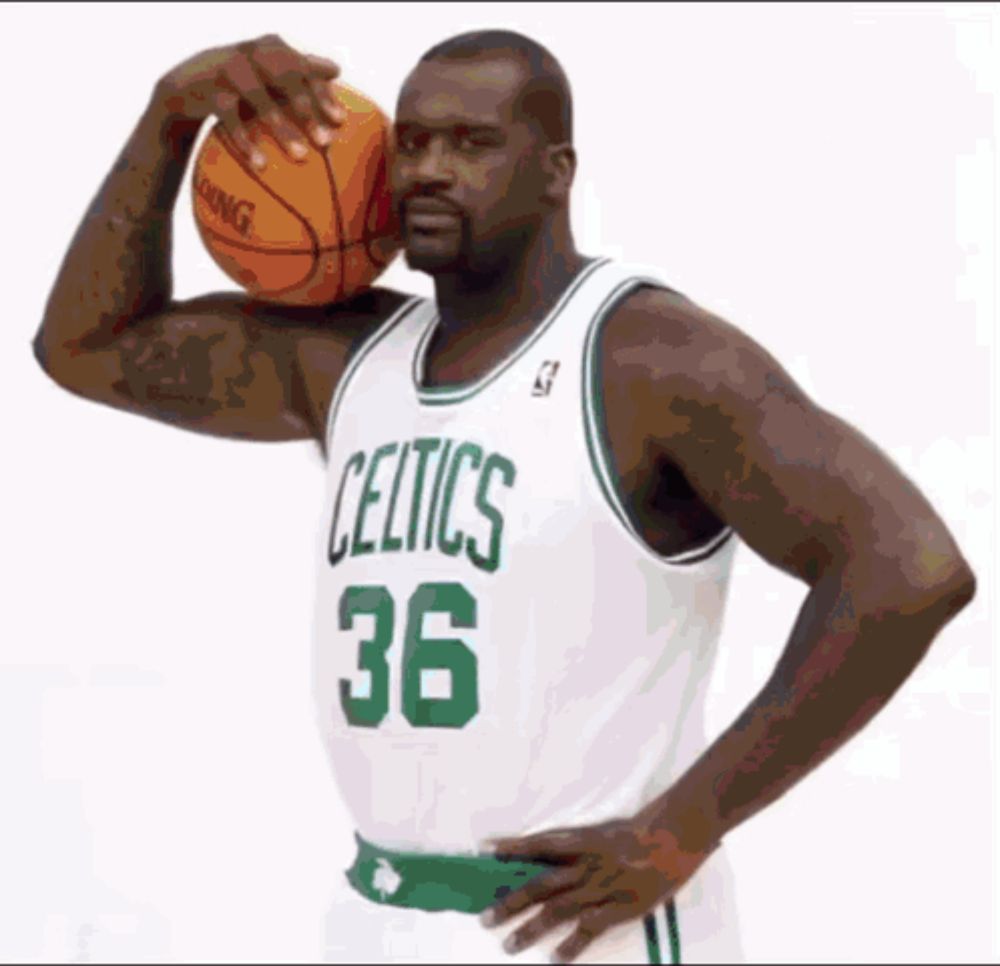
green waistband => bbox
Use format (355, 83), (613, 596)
(345, 832), (554, 914)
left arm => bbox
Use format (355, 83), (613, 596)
(626, 288), (976, 849)
(483, 289), (977, 962)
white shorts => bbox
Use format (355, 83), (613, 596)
(321, 837), (743, 964)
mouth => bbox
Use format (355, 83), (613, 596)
(405, 211), (461, 233)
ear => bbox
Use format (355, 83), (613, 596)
(540, 142), (576, 206)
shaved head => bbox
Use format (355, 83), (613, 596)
(417, 29), (572, 144)
(394, 29), (577, 277)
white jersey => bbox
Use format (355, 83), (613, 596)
(311, 257), (737, 854)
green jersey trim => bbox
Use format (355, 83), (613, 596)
(345, 832), (551, 913)
(582, 278), (735, 569)
(346, 834), (682, 962)
(324, 297), (426, 448)
(412, 257), (611, 405)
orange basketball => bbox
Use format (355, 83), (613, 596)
(192, 82), (400, 306)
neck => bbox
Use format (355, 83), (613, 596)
(432, 220), (583, 336)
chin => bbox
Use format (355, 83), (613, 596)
(403, 245), (463, 275)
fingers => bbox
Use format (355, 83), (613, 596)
(212, 36), (346, 169)
(301, 52), (345, 125)
(303, 52), (341, 78)
(218, 53), (311, 163)
(481, 865), (586, 928)
(208, 87), (267, 170)
(500, 893), (588, 956)
(251, 37), (343, 146)
(310, 77), (347, 127)
(552, 905), (623, 965)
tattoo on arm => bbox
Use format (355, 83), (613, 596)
(829, 588), (857, 633)
(115, 329), (231, 421)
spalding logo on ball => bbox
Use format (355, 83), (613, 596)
(192, 82), (401, 306)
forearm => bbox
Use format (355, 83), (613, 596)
(33, 87), (202, 367)
(636, 562), (976, 850)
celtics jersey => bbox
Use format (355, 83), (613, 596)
(311, 257), (737, 853)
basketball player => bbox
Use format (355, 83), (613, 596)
(33, 30), (976, 965)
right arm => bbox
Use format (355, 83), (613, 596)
(32, 35), (398, 446)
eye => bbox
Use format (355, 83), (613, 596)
(395, 130), (425, 154)
(457, 133), (494, 151)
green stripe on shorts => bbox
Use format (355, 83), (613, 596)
(644, 911), (663, 964)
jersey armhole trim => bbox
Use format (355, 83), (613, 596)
(324, 296), (425, 448)
(582, 278), (735, 569)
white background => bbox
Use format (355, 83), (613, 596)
(1, 2), (995, 962)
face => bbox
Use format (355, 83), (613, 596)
(393, 57), (548, 276)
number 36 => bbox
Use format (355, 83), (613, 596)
(338, 582), (479, 729)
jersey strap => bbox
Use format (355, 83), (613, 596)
(324, 295), (428, 447)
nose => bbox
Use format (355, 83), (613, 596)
(410, 137), (454, 188)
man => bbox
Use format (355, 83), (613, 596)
(33, 28), (976, 965)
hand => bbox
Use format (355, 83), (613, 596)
(481, 817), (719, 964)
(155, 34), (346, 168)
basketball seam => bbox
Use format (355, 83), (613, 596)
(204, 115), (395, 300)
(320, 133), (347, 303)
(364, 125), (393, 269)
(196, 221), (396, 255)
(211, 126), (321, 298)
(335, 103), (394, 267)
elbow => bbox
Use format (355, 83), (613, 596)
(32, 331), (66, 387)
(33, 328), (79, 387)
(939, 564), (976, 615)
(900, 555), (977, 620)
(32, 327), (68, 379)
(32, 330), (50, 372)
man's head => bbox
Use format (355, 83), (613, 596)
(393, 30), (575, 276)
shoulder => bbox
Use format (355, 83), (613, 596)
(600, 282), (801, 417)
(233, 284), (415, 372)
(245, 285), (415, 346)
(244, 285), (417, 450)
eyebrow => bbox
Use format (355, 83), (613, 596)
(394, 121), (505, 135)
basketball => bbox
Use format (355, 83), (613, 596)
(191, 82), (400, 306)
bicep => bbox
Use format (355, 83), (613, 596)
(45, 295), (319, 443)
(635, 307), (966, 592)
(668, 376), (895, 582)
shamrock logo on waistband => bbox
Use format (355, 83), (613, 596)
(373, 858), (403, 900)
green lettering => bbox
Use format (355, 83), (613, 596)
(468, 453), (516, 574)
(437, 442), (483, 557)
(380, 442), (410, 553)
(407, 437), (441, 552)
(351, 443), (397, 557)
(423, 439), (453, 551)
(328, 451), (365, 567)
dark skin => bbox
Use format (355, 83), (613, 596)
(34, 34), (975, 965)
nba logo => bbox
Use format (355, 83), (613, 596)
(532, 360), (561, 397)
